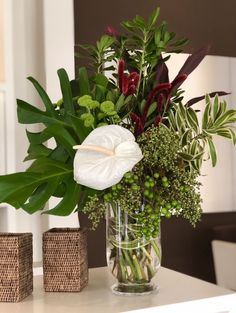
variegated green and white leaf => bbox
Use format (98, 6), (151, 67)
(168, 109), (177, 131)
(178, 103), (186, 121)
(228, 128), (236, 145)
(207, 137), (217, 167)
(202, 101), (211, 129)
(213, 96), (220, 121)
(214, 110), (236, 128)
(190, 140), (198, 155)
(178, 152), (194, 161)
(180, 129), (192, 147)
(186, 108), (199, 133)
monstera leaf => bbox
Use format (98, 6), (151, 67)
(0, 68), (94, 215)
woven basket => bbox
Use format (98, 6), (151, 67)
(0, 233), (33, 302)
(43, 228), (88, 292)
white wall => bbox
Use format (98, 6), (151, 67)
(0, 0), (5, 82)
(1, 0), (77, 262)
(43, 0), (79, 229)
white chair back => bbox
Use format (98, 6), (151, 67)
(212, 240), (236, 291)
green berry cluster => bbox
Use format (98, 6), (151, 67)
(83, 194), (106, 230)
(134, 203), (160, 240)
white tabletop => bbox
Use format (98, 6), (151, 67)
(0, 267), (234, 313)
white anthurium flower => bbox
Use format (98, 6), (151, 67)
(73, 125), (143, 190)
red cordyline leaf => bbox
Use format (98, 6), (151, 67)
(186, 91), (230, 107)
(156, 61), (169, 84)
(178, 45), (210, 76)
(169, 46), (210, 91)
(170, 74), (188, 92)
(142, 83), (171, 124)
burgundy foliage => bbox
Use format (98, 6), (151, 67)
(118, 60), (139, 96)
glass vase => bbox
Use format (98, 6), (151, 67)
(106, 202), (161, 295)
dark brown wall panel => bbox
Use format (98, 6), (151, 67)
(74, 0), (236, 57)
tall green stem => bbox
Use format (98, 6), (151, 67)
(136, 32), (148, 99)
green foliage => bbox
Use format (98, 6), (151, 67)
(168, 96), (236, 171)
(77, 7), (187, 104)
(78, 35), (116, 74)
(0, 68), (103, 215)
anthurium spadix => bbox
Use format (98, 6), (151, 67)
(73, 125), (143, 190)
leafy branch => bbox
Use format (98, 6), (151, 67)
(168, 95), (236, 171)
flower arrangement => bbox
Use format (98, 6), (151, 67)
(0, 7), (236, 294)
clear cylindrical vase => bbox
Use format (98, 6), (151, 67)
(106, 202), (161, 295)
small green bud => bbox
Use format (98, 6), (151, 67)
(107, 193), (112, 199)
(131, 184), (139, 191)
(88, 100), (100, 109)
(81, 113), (93, 120)
(124, 172), (132, 179)
(84, 115), (94, 127)
(152, 231), (159, 238)
(171, 200), (177, 207)
(97, 122), (108, 127)
(154, 173), (159, 179)
(166, 203), (172, 210)
(163, 182), (169, 188)
(162, 207), (167, 215)
(78, 95), (92, 106)
(144, 181), (150, 188)
(97, 112), (106, 120)
(153, 220), (159, 227)
(162, 176), (168, 183)
(104, 194), (111, 201)
(149, 181), (155, 187)
(100, 101), (115, 113)
(144, 190), (149, 197)
(106, 110), (117, 116)
(148, 193), (154, 199)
